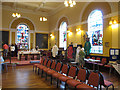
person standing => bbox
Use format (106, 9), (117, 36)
(3, 44), (9, 57)
(52, 43), (58, 58)
(10, 44), (15, 57)
(15, 44), (18, 57)
(75, 46), (81, 63)
(84, 38), (91, 55)
(0, 51), (4, 73)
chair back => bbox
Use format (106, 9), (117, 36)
(68, 66), (77, 79)
(40, 57), (44, 64)
(91, 57), (95, 59)
(61, 64), (69, 75)
(55, 62), (62, 72)
(101, 58), (107, 65)
(88, 71), (100, 88)
(50, 60), (56, 69)
(43, 58), (47, 66)
(96, 57), (100, 60)
(86, 56), (90, 59)
(77, 68), (87, 82)
(46, 60), (52, 68)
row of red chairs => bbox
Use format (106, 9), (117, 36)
(33, 57), (114, 89)
(21, 55), (39, 60)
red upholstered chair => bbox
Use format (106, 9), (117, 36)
(76, 71), (100, 89)
(58, 66), (77, 88)
(41, 59), (52, 77)
(88, 71), (100, 88)
(99, 72), (114, 90)
(46, 62), (62, 84)
(76, 84), (96, 89)
(21, 55), (25, 61)
(27, 55), (32, 60)
(66, 68), (88, 88)
(86, 56), (90, 59)
(97, 58), (107, 71)
(37, 58), (48, 76)
(33, 56), (44, 72)
(34, 55), (38, 60)
(45, 60), (56, 80)
(52, 64), (69, 87)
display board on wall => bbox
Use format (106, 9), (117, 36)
(0, 31), (9, 48)
(110, 48), (120, 61)
(36, 33), (48, 49)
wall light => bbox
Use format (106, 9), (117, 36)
(76, 28), (82, 34)
(109, 20), (118, 29)
(12, 13), (21, 18)
(50, 34), (54, 38)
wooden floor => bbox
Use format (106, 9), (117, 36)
(2, 65), (120, 89)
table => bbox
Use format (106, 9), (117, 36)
(84, 58), (100, 70)
(112, 64), (120, 74)
(18, 51), (40, 60)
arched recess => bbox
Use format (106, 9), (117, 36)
(57, 17), (69, 50)
(10, 17), (35, 30)
(10, 17), (35, 49)
(81, 2), (111, 22)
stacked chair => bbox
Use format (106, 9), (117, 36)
(33, 56), (114, 90)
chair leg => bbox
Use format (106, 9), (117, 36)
(41, 70), (43, 77)
(65, 82), (67, 90)
(33, 66), (34, 71)
(51, 76), (52, 85)
(57, 79), (59, 88)
(45, 73), (47, 80)
(38, 68), (39, 75)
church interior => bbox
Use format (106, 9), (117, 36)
(0, 0), (120, 89)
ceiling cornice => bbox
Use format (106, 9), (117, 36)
(2, 5), (49, 16)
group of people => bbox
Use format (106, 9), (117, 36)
(51, 38), (91, 68)
(3, 43), (18, 58)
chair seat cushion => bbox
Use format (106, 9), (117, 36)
(47, 70), (56, 75)
(58, 76), (73, 82)
(52, 72), (63, 78)
(76, 83), (95, 89)
(43, 68), (50, 72)
(38, 65), (46, 70)
(66, 79), (83, 87)
(104, 80), (113, 87)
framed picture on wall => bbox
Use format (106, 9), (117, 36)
(36, 33), (48, 49)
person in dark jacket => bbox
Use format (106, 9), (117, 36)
(15, 44), (18, 57)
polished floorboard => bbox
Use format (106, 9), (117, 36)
(2, 65), (120, 89)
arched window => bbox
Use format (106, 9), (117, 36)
(88, 10), (103, 54)
(59, 22), (67, 50)
(17, 24), (29, 49)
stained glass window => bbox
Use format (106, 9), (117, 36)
(88, 10), (103, 54)
(17, 24), (29, 49)
(59, 22), (67, 50)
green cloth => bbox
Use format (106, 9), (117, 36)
(84, 41), (91, 55)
